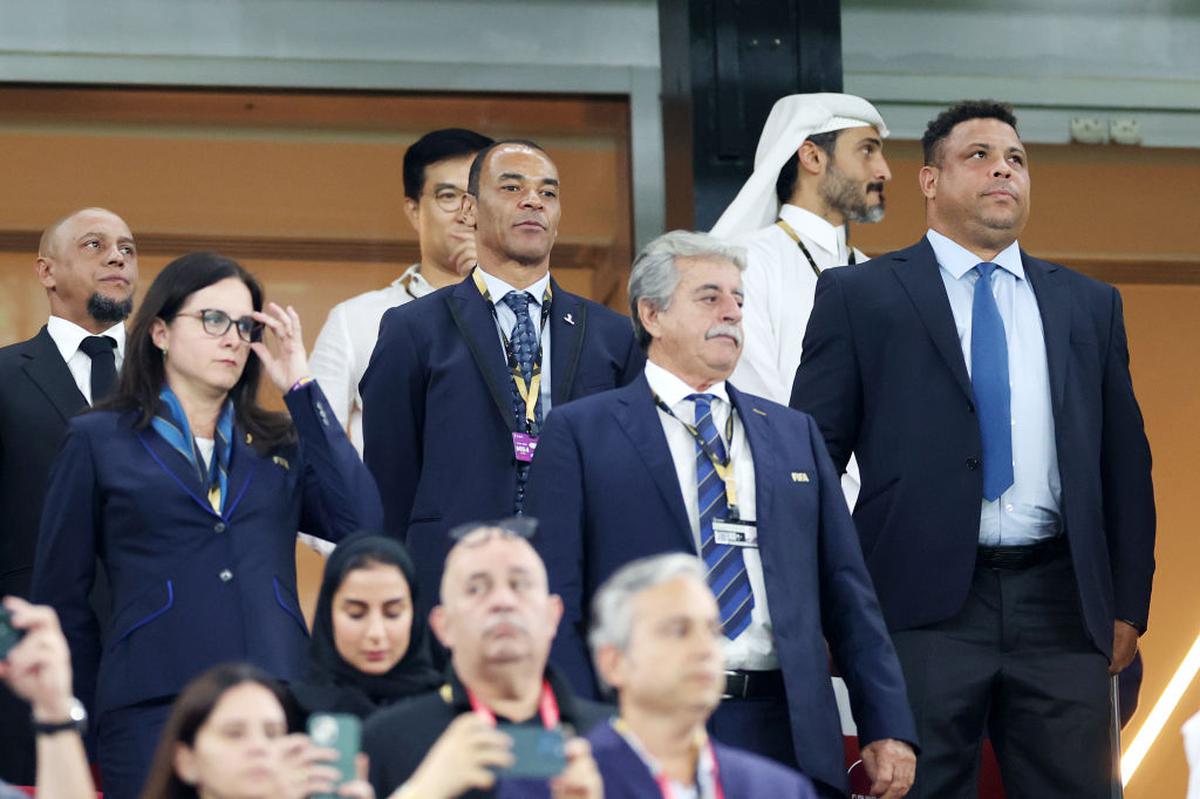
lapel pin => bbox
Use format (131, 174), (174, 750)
(791, 471), (810, 483)
(244, 433), (253, 444)
(563, 313), (575, 326)
(752, 408), (768, 416)
(273, 455), (290, 471)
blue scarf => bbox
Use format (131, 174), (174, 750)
(151, 387), (234, 513)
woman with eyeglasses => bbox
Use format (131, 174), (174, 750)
(32, 251), (383, 799)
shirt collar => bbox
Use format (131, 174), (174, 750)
(778, 203), (846, 258)
(476, 266), (551, 307)
(391, 263), (435, 298)
(46, 316), (127, 362)
(644, 359), (729, 410)
(925, 228), (1025, 281)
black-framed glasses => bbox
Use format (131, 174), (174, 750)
(179, 309), (263, 343)
(448, 517), (538, 546)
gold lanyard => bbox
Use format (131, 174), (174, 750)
(472, 268), (553, 430)
(653, 393), (740, 515)
(775, 218), (857, 278)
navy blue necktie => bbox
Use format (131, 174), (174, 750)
(971, 263), (1014, 501)
(502, 291), (542, 513)
(688, 393), (754, 640)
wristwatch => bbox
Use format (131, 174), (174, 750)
(32, 697), (87, 736)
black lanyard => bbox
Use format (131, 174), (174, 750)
(775, 218), (857, 277)
(472, 268), (552, 431)
(653, 393), (740, 516)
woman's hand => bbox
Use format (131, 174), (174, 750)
(272, 733), (344, 799)
(250, 302), (311, 393)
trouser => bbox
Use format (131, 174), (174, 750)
(96, 697), (176, 799)
(891, 544), (1112, 799)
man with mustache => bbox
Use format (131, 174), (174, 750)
(363, 521), (608, 799)
(526, 231), (917, 799)
(711, 93), (890, 429)
(0, 207), (138, 784)
(792, 101), (1155, 797)
(360, 139), (642, 635)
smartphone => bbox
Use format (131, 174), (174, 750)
(0, 607), (24, 660)
(495, 723), (567, 780)
(307, 713), (361, 799)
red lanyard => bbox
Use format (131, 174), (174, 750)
(613, 719), (725, 799)
(466, 680), (560, 729)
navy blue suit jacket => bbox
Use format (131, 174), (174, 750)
(359, 274), (642, 620)
(524, 373), (916, 794)
(588, 721), (817, 799)
(791, 238), (1156, 655)
(31, 383), (382, 718)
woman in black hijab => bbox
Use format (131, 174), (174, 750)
(291, 533), (441, 719)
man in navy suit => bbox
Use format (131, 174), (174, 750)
(587, 553), (818, 799)
(360, 139), (643, 630)
(791, 100), (1155, 797)
(0, 208), (137, 785)
(525, 230), (916, 799)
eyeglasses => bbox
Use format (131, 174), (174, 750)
(178, 309), (263, 343)
(448, 517), (538, 546)
(428, 187), (468, 213)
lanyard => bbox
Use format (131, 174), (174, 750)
(466, 680), (561, 730)
(653, 393), (740, 516)
(472, 268), (553, 430)
(612, 719), (725, 799)
(775, 218), (857, 278)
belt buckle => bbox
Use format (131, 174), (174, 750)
(722, 670), (748, 700)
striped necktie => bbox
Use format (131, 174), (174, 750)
(688, 393), (754, 640)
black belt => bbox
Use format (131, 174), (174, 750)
(977, 535), (1068, 570)
(722, 669), (786, 700)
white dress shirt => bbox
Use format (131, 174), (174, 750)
(644, 360), (778, 670)
(45, 316), (127, 406)
(728, 204), (864, 510)
(476, 266), (554, 416)
(926, 229), (1063, 545)
(309, 264), (434, 455)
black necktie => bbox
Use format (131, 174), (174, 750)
(79, 335), (118, 404)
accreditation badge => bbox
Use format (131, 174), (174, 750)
(512, 432), (539, 463)
(712, 518), (758, 548)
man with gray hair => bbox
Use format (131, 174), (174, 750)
(585, 553), (817, 797)
(525, 230), (917, 798)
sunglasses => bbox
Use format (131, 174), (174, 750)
(178, 309), (264, 343)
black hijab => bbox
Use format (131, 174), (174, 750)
(291, 533), (442, 719)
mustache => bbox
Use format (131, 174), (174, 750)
(866, 182), (885, 194)
(705, 324), (742, 346)
(482, 613), (528, 636)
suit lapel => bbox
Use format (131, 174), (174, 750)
(136, 428), (219, 517)
(891, 239), (973, 401)
(728, 385), (774, 522)
(223, 428), (261, 519)
(20, 326), (87, 423)
(446, 277), (518, 433)
(1023, 254), (1071, 415)
(615, 375), (694, 551)
(548, 279), (585, 406)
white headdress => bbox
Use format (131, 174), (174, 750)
(709, 93), (889, 239)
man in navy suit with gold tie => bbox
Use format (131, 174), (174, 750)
(525, 230), (917, 799)
(792, 101), (1155, 797)
(360, 140), (642, 633)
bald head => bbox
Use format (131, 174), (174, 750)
(35, 207), (138, 333)
(439, 528), (547, 603)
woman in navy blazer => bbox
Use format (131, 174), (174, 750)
(31, 252), (382, 799)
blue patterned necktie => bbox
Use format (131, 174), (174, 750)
(502, 290), (543, 513)
(971, 263), (1014, 501)
(688, 393), (755, 640)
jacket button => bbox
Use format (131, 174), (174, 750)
(966, 456), (980, 470)
(214, 521), (227, 533)
(219, 569), (233, 582)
